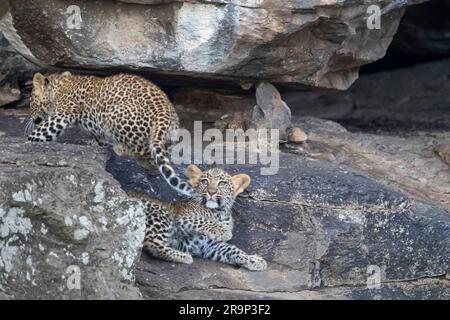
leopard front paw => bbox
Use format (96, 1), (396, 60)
(221, 230), (233, 242)
(179, 253), (194, 264)
(243, 255), (267, 271)
(27, 135), (44, 142)
(113, 144), (124, 156)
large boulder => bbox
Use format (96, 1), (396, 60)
(0, 137), (145, 299)
(0, 0), (426, 90)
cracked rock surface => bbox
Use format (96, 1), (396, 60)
(0, 103), (449, 299)
(0, 137), (145, 299)
(1, 0), (426, 90)
(114, 148), (449, 299)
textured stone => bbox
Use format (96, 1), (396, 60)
(0, 32), (38, 107)
(116, 140), (450, 299)
(288, 127), (308, 143)
(393, 0), (450, 57)
(252, 82), (292, 141)
(0, 73), (20, 106)
(435, 143), (450, 166)
(1, 106), (449, 300)
(0, 0), (427, 89)
(0, 137), (145, 299)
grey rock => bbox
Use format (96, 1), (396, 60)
(1, 107), (449, 300)
(0, 0), (426, 90)
(284, 58), (450, 131)
(0, 73), (20, 106)
(0, 31), (39, 107)
(393, 0), (450, 57)
(252, 82), (292, 142)
(127, 153), (450, 299)
(106, 129), (450, 299)
(282, 58), (450, 210)
(435, 143), (450, 166)
(0, 137), (145, 299)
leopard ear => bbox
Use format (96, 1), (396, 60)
(187, 165), (203, 186)
(230, 174), (251, 196)
(32, 73), (47, 97)
(61, 71), (72, 77)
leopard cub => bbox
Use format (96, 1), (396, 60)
(26, 72), (191, 197)
(129, 165), (267, 271)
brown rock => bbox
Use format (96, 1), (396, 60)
(0, 0), (426, 90)
(288, 127), (308, 143)
(435, 144), (450, 165)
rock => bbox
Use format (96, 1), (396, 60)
(0, 137), (145, 299)
(173, 88), (255, 125)
(0, 0), (427, 90)
(392, 0), (450, 57)
(221, 112), (252, 131)
(0, 31), (40, 107)
(288, 127), (308, 143)
(435, 143), (450, 166)
(1, 108), (449, 300)
(111, 136), (450, 299)
(298, 117), (450, 211)
(284, 58), (450, 132)
(252, 82), (292, 141)
(0, 73), (20, 106)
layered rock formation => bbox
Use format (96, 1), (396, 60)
(0, 138), (145, 299)
(0, 0), (426, 90)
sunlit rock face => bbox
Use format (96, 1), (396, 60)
(1, 0), (426, 89)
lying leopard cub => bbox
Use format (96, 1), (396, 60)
(129, 165), (267, 271)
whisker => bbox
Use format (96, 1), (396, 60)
(24, 118), (35, 137)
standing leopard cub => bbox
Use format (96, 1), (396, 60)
(129, 165), (267, 271)
(26, 72), (191, 197)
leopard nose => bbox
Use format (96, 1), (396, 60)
(208, 188), (217, 196)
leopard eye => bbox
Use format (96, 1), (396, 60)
(218, 180), (227, 186)
(201, 178), (209, 185)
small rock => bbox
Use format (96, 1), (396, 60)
(435, 144), (450, 165)
(0, 74), (21, 106)
(239, 81), (254, 90)
(288, 127), (308, 143)
(252, 81), (292, 141)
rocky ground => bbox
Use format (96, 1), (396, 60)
(0, 57), (449, 298)
(1, 0), (449, 299)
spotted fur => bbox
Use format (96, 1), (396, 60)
(26, 71), (192, 197)
(129, 165), (267, 271)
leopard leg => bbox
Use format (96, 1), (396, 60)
(180, 236), (267, 271)
(143, 239), (193, 264)
(177, 216), (233, 242)
(143, 201), (193, 264)
(113, 144), (158, 171)
(136, 157), (159, 172)
(113, 144), (135, 157)
(93, 134), (107, 147)
(28, 116), (74, 142)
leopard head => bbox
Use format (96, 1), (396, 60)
(26, 72), (73, 134)
(187, 165), (251, 210)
